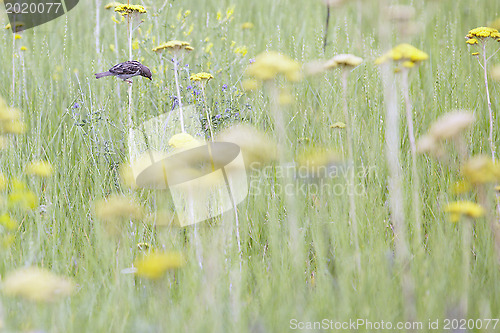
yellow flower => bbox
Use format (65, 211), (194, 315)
(4, 22), (25, 31)
(111, 15), (123, 24)
(168, 133), (199, 149)
(324, 54), (363, 69)
(1, 120), (25, 134)
(137, 242), (150, 251)
(0, 172), (6, 190)
(242, 79), (259, 91)
(330, 122), (346, 129)
(217, 125), (278, 167)
(132, 39), (139, 50)
(375, 43), (428, 65)
(25, 161), (53, 177)
(2, 267), (75, 302)
(471, 52), (480, 56)
(94, 195), (143, 221)
(462, 155), (500, 185)
(241, 22), (254, 29)
(114, 4), (147, 15)
(444, 201), (484, 222)
(246, 51), (302, 82)
(152, 40), (193, 53)
(450, 180), (471, 195)
(402, 61), (415, 68)
(0, 213), (17, 231)
(466, 38), (479, 45)
(467, 27), (500, 39)
(134, 252), (183, 279)
(234, 46), (248, 56)
(104, 1), (122, 9)
(8, 189), (37, 210)
(14, 34), (22, 40)
(278, 89), (293, 105)
(490, 65), (500, 81)
(189, 72), (214, 82)
(20, 46), (27, 51)
(109, 44), (115, 52)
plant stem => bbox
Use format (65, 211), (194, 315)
(172, 54), (185, 133)
(401, 69), (423, 247)
(482, 42), (495, 161)
(341, 69), (361, 273)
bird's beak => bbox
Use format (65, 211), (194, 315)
(149, 77), (152, 80)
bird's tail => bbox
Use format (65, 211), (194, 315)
(95, 71), (112, 79)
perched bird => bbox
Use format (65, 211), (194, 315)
(95, 60), (152, 83)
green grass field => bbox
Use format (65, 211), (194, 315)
(0, 0), (499, 332)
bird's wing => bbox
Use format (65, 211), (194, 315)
(109, 61), (141, 75)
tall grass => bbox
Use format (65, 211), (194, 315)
(0, 0), (499, 332)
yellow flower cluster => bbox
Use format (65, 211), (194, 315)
(466, 27), (500, 39)
(246, 51), (302, 82)
(241, 22), (254, 30)
(2, 267), (74, 302)
(461, 155), (500, 185)
(95, 194), (143, 221)
(0, 97), (25, 136)
(168, 133), (199, 149)
(190, 72), (214, 82)
(444, 201), (484, 222)
(26, 161), (53, 177)
(153, 40), (193, 53)
(375, 43), (428, 68)
(134, 252), (184, 279)
(104, 1), (121, 9)
(324, 54), (363, 69)
(114, 4), (147, 15)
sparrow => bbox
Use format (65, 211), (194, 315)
(95, 60), (152, 83)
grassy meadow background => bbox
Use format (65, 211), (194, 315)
(0, 0), (499, 331)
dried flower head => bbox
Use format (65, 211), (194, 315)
(3, 267), (75, 302)
(246, 51), (302, 82)
(387, 5), (415, 21)
(428, 111), (475, 140)
(324, 54), (363, 69)
(416, 134), (438, 154)
(375, 43), (428, 68)
(217, 125), (278, 167)
(153, 40), (193, 53)
(330, 122), (346, 129)
(444, 201), (484, 222)
(134, 252), (183, 279)
(94, 194), (143, 221)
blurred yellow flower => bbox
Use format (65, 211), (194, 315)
(444, 201), (484, 222)
(14, 34), (22, 40)
(490, 65), (500, 81)
(3, 267), (75, 302)
(234, 46), (248, 56)
(375, 43), (428, 67)
(8, 188), (37, 210)
(462, 155), (500, 185)
(168, 133), (199, 149)
(132, 39), (139, 50)
(450, 180), (471, 195)
(246, 51), (302, 82)
(20, 46), (27, 51)
(242, 79), (259, 91)
(134, 252), (183, 279)
(94, 194), (143, 221)
(118, 163), (137, 189)
(0, 172), (5, 190)
(324, 54), (363, 69)
(416, 134), (437, 154)
(26, 161), (53, 177)
(0, 213), (17, 231)
(241, 22), (254, 29)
